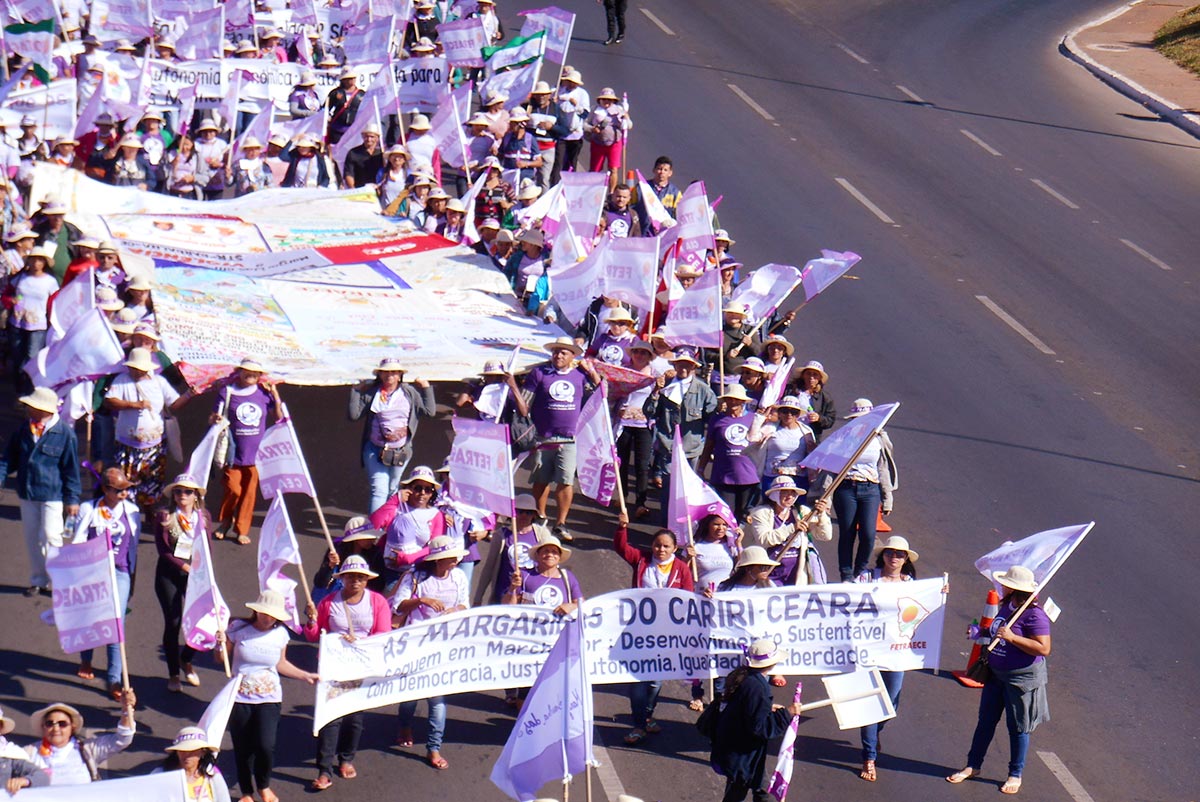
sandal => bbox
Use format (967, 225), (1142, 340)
(623, 728), (647, 745)
(76, 662), (95, 680)
(395, 728), (414, 748)
(310, 774), (332, 791)
(212, 527), (226, 541)
(644, 719), (661, 734)
(428, 752), (448, 770)
(946, 767), (977, 784)
(1001, 776), (1022, 795)
(688, 698), (705, 712)
(236, 534), (252, 546)
(182, 664), (201, 687)
(337, 763), (357, 780)
(859, 760), (877, 782)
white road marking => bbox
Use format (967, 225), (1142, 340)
(1119, 238), (1173, 271)
(1037, 751), (1098, 802)
(639, 8), (675, 36)
(959, 128), (1002, 156)
(726, 83), (775, 121)
(837, 43), (870, 64)
(896, 84), (927, 104)
(1031, 179), (1080, 209)
(834, 177), (899, 226)
(975, 295), (1057, 355)
(591, 739), (627, 800)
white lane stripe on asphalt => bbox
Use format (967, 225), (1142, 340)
(975, 295), (1057, 355)
(591, 740), (627, 801)
(834, 177), (899, 226)
(639, 8), (675, 36)
(726, 83), (775, 121)
(1037, 751), (1098, 802)
(1031, 179), (1080, 209)
(1119, 238), (1173, 271)
(837, 43), (870, 64)
(959, 128), (1002, 156)
(896, 84), (927, 104)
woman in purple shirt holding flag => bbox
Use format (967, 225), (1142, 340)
(697, 384), (760, 521)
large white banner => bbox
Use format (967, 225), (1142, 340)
(313, 582), (946, 730)
(19, 771), (187, 801)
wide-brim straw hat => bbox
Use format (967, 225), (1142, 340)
(238, 358), (266, 373)
(722, 302), (749, 317)
(740, 357), (768, 375)
(669, 350), (702, 366)
(423, 535), (469, 563)
(873, 535), (919, 563)
(341, 516), (384, 544)
(605, 307), (636, 324)
(775, 394), (805, 411)
(409, 114), (432, 131)
(126, 274), (154, 291)
(131, 323), (159, 341)
(533, 532), (571, 562)
(596, 87), (619, 101)
(164, 473), (205, 496)
(338, 554), (380, 578)
(844, 398), (874, 419)
(123, 347), (157, 373)
(373, 357), (405, 373)
(195, 118), (219, 133)
(762, 335), (794, 356)
(246, 589), (290, 621)
(19, 386), (60, 414)
(514, 493), (538, 511)
(735, 545), (779, 569)
(402, 465), (439, 488)
(764, 475), (804, 498)
(993, 565), (1038, 593)
(719, 384), (751, 403)
(746, 638), (781, 669)
(561, 69), (584, 85)
(32, 703), (83, 733)
(446, 198), (466, 214)
(543, 336), (583, 356)
(166, 726), (216, 752)
(798, 359), (827, 383)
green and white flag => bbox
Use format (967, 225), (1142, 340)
(482, 29), (545, 76)
(4, 18), (55, 83)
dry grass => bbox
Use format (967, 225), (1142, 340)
(1155, 4), (1200, 76)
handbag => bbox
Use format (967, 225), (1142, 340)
(695, 700), (720, 740)
(965, 644), (993, 684)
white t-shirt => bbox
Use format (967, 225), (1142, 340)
(229, 620), (290, 704)
(393, 568), (469, 624)
(11, 272), (59, 330)
(694, 540), (736, 589)
(106, 371), (180, 448)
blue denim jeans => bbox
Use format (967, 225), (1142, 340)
(628, 680), (662, 729)
(363, 442), (408, 514)
(860, 669), (903, 761)
(81, 569), (131, 685)
(398, 696), (446, 752)
(967, 678), (1030, 777)
(833, 480), (880, 581)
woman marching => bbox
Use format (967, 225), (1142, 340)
(947, 565), (1051, 796)
(157, 727), (231, 802)
(152, 473), (212, 693)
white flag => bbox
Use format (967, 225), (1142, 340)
(802, 250), (861, 303)
(479, 57), (542, 110)
(800, 402), (899, 475)
(974, 523), (1094, 593)
(185, 422), (228, 494)
(26, 309), (124, 389)
(254, 406), (317, 499)
(428, 83), (470, 168)
(730, 263), (802, 323)
(258, 495), (303, 630)
(661, 265), (722, 348)
(197, 674), (241, 750)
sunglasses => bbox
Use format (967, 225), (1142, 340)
(883, 549), (908, 559)
(410, 486), (435, 494)
(43, 719), (71, 729)
(104, 485), (130, 492)
(173, 488), (197, 495)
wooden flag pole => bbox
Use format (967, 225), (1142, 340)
(219, 630), (232, 677)
(310, 499), (337, 554)
(986, 591), (1039, 653)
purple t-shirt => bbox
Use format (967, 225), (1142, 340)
(592, 332), (634, 367)
(524, 364), (589, 438)
(708, 411), (758, 485)
(219, 385), (273, 465)
(988, 599), (1051, 671)
(520, 569), (583, 607)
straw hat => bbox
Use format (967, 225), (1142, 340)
(714, 228), (734, 245)
(775, 395), (806, 411)
(372, 357), (405, 374)
(561, 68), (584, 85)
(518, 228), (544, 248)
(410, 37), (436, 54)
(762, 334), (794, 356)
(409, 114), (432, 131)
(605, 307), (636, 324)
(873, 535), (919, 563)
(297, 70), (317, 87)
(740, 357), (768, 375)
(18, 387), (59, 415)
(341, 516), (384, 544)
(401, 465), (438, 488)
(386, 143), (409, 158)
(763, 475), (804, 498)
(39, 198), (69, 215)
(422, 535), (469, 563)
(166, 726), (216, 753)
(446, 198), (466, 214)
(508, 107), (531, 123)
(294, 134), (319, 149)
(52, 135), (79, 148)
(427, 186), (450, 201)
(596, 87), (619, 102)
(164, 473), (205, 496)
(466, 112), (490, 127)
(719, 383), (751, 403)
(844, 398), (874, 419)
(109, 308), (140, 335)
(993, 565), (1038, 593)
(131, 322), (160, 341)
(195, 117), (219, 133)
(669, 349), (702, 366)
(483, 89), (508, 107)
(235, 39), (257, 55)
(125, 274), (154, 291)
(798, 359), (827, 383)
(27, 245), (57, 263)
(237, 358), (266, 373)
(241, 136), (263, 151)
(481, 359), (507, 376)
(533, 532), (571, 562)
(734, 545), (779, 570)
(495, 229), (515, 244)
(722, 302), (749, 317)
(338, 67), (357, 81)
(317, 54), (340, 68)
(95, 286), (124, 311)
(410, 172), (434, 188)
(629, 339), (654, 354)
(0, 706), (15, 736)
(518, 180), (541, 201)
(674, 264), (703, 279)
(141, 109), (165, 122)
(530, 81), (553, 95)
(362, 123), (382, 136)
(337, 554), (380, 578)
(478, 217), (501, 231)
(246, 589), (290, 621)
(543, 336), (582, 356)
(31, 703), (83, 733)
(746, 638), (781, 669)
(261, 29), (283, 41)
(123, 347), (157, 373)
(4, 227), (36, 242)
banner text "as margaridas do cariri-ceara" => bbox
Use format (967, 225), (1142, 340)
(312, 583), (945, 731)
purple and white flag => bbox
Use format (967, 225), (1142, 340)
(173, 5), (225, 60)
(103, 0), (154, 36)
(661, 264), (722, 348)
(479, 56), (542, 110)
(197, 674), (241, 749)
(768, 682), (803, 801)
(518, 6), (575, 64)
(395, 56), (451, 113)
(675, 181), (715, 258)
(758, 356), (794, 410)
(603, 235), (659, 313)
(223, 0), (253, 27)
(574, 384), (617, 506)
(27, 308), (124, 390)
(459, 169), (489, 244)
(342, 16), (394, 63)
(258, 495), (303, 630)
(47, 537), (123, 653)
(449, 417), (515, 518)
(182, 524), (229, 651)
(546, 235), (603, 326)
(254, 406), (318, 499)
(801, 250), (861, 303)
(437, 16), (488, 68)
(490, 615), (593, 800)
(668, 427), (734, 546)
(560, 170), (608, 240)
(273, 110), (324, 147)
(428, 82), (470, 168)
(974, 523), (1094, 593)
(185, 422), (225, 494)
(46, 270), (94, 347)
(232, 102), (273, 161)
(800, 402), (899, 475)
(730, 263), (802, 323)
(635, 168), (676, 233)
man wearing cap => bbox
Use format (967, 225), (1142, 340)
(0, 387), (81, 597)
(645, 348), (718, 507)
(553, 68), (589, 184)
(599, 183), (643, 239)
(341, 124), (384, 189)
(510, 338), (602, 542)
(327, 69), (363, 145)
(209, 360), (283, 544)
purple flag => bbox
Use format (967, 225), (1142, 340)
(802, 250), (861, 303)
(103, 0), (154, 36)
(490, 615), (594, 800)
(635, 168), (675, 233)
(560, 171), (608, 240)
(173, 5), (225, 60)
(258, 495), (303, 630)
(675, 181), (715, 258)
(768, 682), (803, 800)
(449, 417), (515, 518)
(47, 537), (123, 653)
(661, 264), (722, 348)
(574, 384), (617, 506)
(974, 523), (1094, 594)
(254, 406), (318, 499)
(232, 102), (273, 161)
(799, 402), (899, 475)
(518, 6), (575, 64)
(730, 263), (802, 323)
(758, 356), (794, 410)
(438, 17), (488, 68)
(668, 427), (734, 546)
(342, 16), (395, 63)
(181, 522), (229, 651)
(46, 269), (94, 347)
(428, 82), (471, 168)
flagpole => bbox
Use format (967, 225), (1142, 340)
(937, 572), (949, 676)
(219, 628), (232, 677)
(715, 268), (725, 387)
(310, 500), (337, 553)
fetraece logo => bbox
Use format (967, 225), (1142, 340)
(892, 596), (931, 650)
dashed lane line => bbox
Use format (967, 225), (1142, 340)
(1119, 238), (1173, 271)
(837, 43), (870, 64)
(726, 83), (775, 121)
(959, 128), (1003, 156)
(834, 177), (899, 226)
(1037, 751), (1098, 802)
(896, 84), (927, 104)
(639, 8), (675, 36)
(1031, 178), (1081, 209)
(975, 295), (1057, 355)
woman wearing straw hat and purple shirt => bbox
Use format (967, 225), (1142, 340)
(217, 590), (319, 802)
(855, 535), (919, 783)
(302, 556), (391, 790)
(157, 727), (231, 802)
(348, 357), (436, 515)
(947, 565), (1052, 796)
(824, 398), (894, 582)
(391, 536), (471, 770)
(698, 383), (760, 521)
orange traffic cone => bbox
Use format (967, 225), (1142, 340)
(954, 588), (1000, 688)
(876, 509), (892, 532)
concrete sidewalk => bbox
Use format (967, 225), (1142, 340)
(1062, 0), (1200, 139)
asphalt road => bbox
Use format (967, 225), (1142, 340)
(3, 1), (1198, 801)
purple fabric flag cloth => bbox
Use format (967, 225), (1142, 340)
(661, 265), (722, 348)
(768, 681), (803, 801)
(254, 406), (317, 498)
(258, 495), (303, 630)
(438, 17), (489, 68)
(490, 615), (593, 800)
(667, 427), (734, 546)
(801, 250), (861, 303)
(574, 384), (618, 506)
(730, 263), (802, 322)
(449, 417), (515, 518)
(518, 6), (576, 64)
(799, 402), (899, 475)
(675, 180), (715, 258)
(47, 537), (123, 653)
(974, 522), (1094, 593)
(182, 522), (229, 651)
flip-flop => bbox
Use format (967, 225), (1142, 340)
(76, 663), (94, 680)
(1001, 777), (1022, 795)
(688, 699), (705, 712)
(395, 728), (414, 748)
(946, 767), (977, 784)
(428, 753), (448, 770)
(337, 763), (357, 780)
(310, 775), (332, 791)
(623, 728), (646, 745)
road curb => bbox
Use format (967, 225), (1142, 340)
(1060, 0), (1200, 141)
